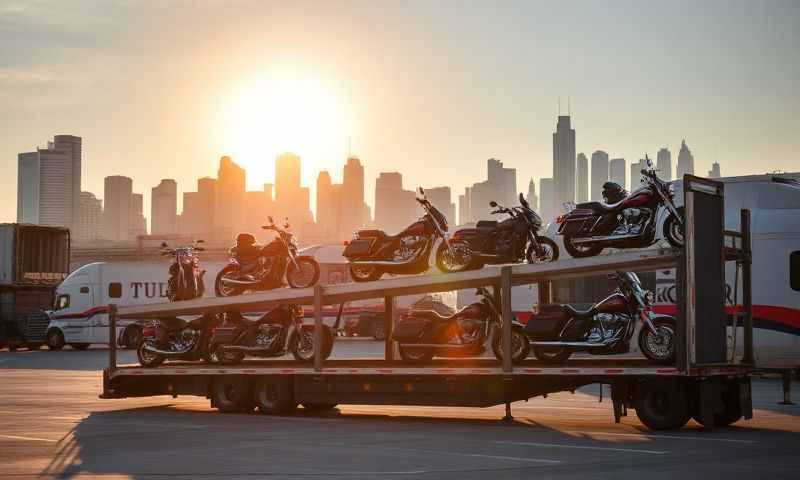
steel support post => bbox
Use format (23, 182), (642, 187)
(313, 285), (324, 372)
(501, 266), (513, 374)
(384, 296), (395, 361)
(741, 209), (754, 365)
(108, 304), (117, 373)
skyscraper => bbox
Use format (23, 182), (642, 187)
(103, 175), (133, 241)
(16, 135), (82, 232)
(197, 177), (216, 238)
(316, 171), (337, 239)
(708, 162), (721, 178)
(374, 172), (417, 233)
(151, 179), (178, 235)
(539, 178), (554, 222)
(424, 186), (455, 224)
(214, 156), (246, 239)
(274, 152), (312, 229)
(526, 178), (538, 211)
(342, 156), (368, 232)
(460, 158), (517, 223)
(552, 116), (576, 215)
(609, 158), (626, 190)
(657, 147), (672, 181)
(576, 152), (588, 203)
(180, 191), (201, 236)
(630, 158), (648, 190)
(590, 150), (609, 201)
(77, 191), (102, 242)
(130, 193), (147, 238)
(458, 187), (471, 225)
(677, 140), (694, 179)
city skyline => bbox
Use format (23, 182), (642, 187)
(2, 2), (798, 225)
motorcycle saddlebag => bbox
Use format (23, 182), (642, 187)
(557, 209), (596, 235)
(524, 304), (569, 337)
(210, 326), (239, 344)
(343, 238), (374, 258)
(392, 316), (428, 342)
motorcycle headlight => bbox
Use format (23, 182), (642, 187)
(668, 183), (675, 195)
(645, 290), (655, 306)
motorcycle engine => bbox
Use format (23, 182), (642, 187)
(255, 324), (281, 348)
(171, 327), (198, 351)
(393, 236), (425, 261)
(457, 319), (484, 343)
(613, 208), (652, 236)
(587, 313), (627, 343)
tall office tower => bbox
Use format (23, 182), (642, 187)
(590, 150), (610, 201)
(103, 175), (133, 241)
(576, 152), (589, 203)
(708, 162), (721, 178)
(526, 178), (538, 211)
(244, 189), (274, 236)
(487, 158), (517, 206)
(316, 171), (334, 227)
(77, 191), (102, 242)
(552, 115), (576, 215)
(274, 152), (312, 229)
(657, 147), (672, 181)
(343, 156), (368, 228)
(214, 156), (246, 240)
(677, 139), (695, 179)
(609, 158), (626, 189)
(16, 135), (82, 231)
(130, 193), (147, 238)
(539, 178), (554, 222)
(630, 158), (648, 190)
(151, 179), (178, 235)
(180, 191), (201, 236)
(374, 172), (418, 233)
(424, 187), (455, 224)
(458, 187), (471, 225)
(197, 177), (216, 238)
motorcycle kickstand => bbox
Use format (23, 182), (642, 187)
(502, 401), (514, 422)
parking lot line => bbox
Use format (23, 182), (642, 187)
(566, 430), (758, 444)
(494, 440), (668, 455)
(0, 434), (58, 443)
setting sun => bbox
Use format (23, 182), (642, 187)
(224, 67), (351, 186)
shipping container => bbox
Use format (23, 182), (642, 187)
(0, 224), (70, 286)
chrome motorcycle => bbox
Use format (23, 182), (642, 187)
(556, 155), (684, 258)
(136, 314), (220, 368)
(162, 240), (206, 302)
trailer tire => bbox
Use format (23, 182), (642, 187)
(302, 403), (338, 412)
(692, 380), (743, 428)
(70, 343), (90, 351)
(634, 380), (690, 430)
(212, 377), (253, 413)
(254, 377), (295, 415)
(46, 329), (65, 350)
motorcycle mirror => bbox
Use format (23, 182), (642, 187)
(160, 241), (168, 248)
(418, 187), (424, 195)
(645, 154), (653, 167)
(489, 201), (498, 207)
(519, 192), (529, 207)
(267, 216), (274, 224)
(196, 239), (204, 243)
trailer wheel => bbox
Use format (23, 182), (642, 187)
(692, 380), (743, 428)
(302, 403), (338, 412)
(254, 377), (296, 415)
(634, 380), (690, 430)
(212, 377), (253, 413)
(46, 329), (65, 350)
(70, 343), (90, 351)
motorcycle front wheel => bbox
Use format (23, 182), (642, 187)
(215, 265), (243, 297)
(137, 342), (165, 368)
(286, 257), (320, 289)
(663, 207), (685, 249)
(491, 327), (530, 364)
(290, 326), (334, 363)
(638, 316), (677, 365)
(563, 234), (603, 258)
(435, 241), (474, 273)
(527, 237), (560, 263)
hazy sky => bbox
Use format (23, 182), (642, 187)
(2, 0), (799, 224)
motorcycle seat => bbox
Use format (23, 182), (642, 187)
(357, 229), (400, 242)
(564, 304), (597, 318)
(476, 220), (498, 232)
(576, 200), (626, 213)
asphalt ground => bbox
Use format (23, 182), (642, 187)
(1, 341), (799, 480)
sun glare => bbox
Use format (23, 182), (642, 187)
(225, 68), (349, 186)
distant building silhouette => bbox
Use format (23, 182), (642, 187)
(342, 156), (369, 235)
(274, 152), (312, 232)
(244, 186), (275, 236)
(214, 156), (246, 240)
(77, 191), (102, 242)
(103, 175), (133, 241)
(151, 179), (178, 235)
(630, 158), (648, 190)
(461, 159), (517, 223)
(526, 178), (538, 211)
(677, 140), (694, 178)
(179, 177), (216, 238)
(590, 150), (609, 201)
(179, 191), (200, 236)
(552, 116), (576, 216)
(374, 172), (418, 233)
(609, 158), (626, 190)
(708, 162), (721, 178)
(458, 187), (471, 225)
(539, 178), (554, 222)
(576, 152), (588, 203)
(16, 135), (82, 232)
(130, 193), (147, 238)
(424, 187), (455, 225)
(657, 147), (672, 181)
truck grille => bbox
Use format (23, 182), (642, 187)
(22, 311), (50, 342)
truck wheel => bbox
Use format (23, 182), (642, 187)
(46, 329), (65, 350)
(212, 377), (254, 413)
(254, 377), (296, 415)
(635, 380), (690, 430)
(302, 403), (338, 412)
(70, 343), (90, 351)
(692, 380), (743, 428)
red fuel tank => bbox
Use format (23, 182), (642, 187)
(595, 293), (629, 314)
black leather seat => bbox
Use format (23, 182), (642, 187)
(576, 200), (626, 213)
(564, 304), (597, 318)
(358, 229), (399, 242)
(476, 220), (498, 232)
(406, 309), (457, 322)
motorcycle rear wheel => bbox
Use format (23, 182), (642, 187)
(286, 257), (320, 289)
(527, 237), (560, 263)
(137, 343), (165, 368)
(664, 207), (685, 249)
(215, 265), (244, 297)
(290, 326), (334, 363)
(349, 264), (383, 282)
(491, 327), (531, 364)
(435, 241), (474, 273)
(563, 235), (603, 258)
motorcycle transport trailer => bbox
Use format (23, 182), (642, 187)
(102, 176), (755, 430)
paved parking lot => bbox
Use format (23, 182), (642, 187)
(1, 344), (799, 479)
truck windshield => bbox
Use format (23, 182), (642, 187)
(54, 294), (70, 310)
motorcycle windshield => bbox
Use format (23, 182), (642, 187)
(426, 203), (448, 232)
(622, 272), (646, 303)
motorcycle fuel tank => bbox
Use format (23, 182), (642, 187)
(595, 293), (629, 314)
(401, 220), (429, 236)
(621, 189), (652, 208)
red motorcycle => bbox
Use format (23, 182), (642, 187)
(162, 240), (205, 301)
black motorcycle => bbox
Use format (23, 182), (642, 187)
(215, 217), (320, 296)
(393, 286), (529, 363)
(556, 155), (684, 258)
(162, 240), (205, 302)
(523, 271), (677, 364)
(343, 188), (469, 282)
(136, 314), (220, 368)
(210, 306), (334, 365)
(440, 193), (559, 271)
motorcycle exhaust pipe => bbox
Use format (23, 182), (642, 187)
(397, 343), (481, 350)
(142, 343), (194, 356)
(220, 277), (260, 286)
(529, 339), (615, 348)
(350, 259), (416, 267)
(220, 344), (273, 353)
(571, 234), (639, 244)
